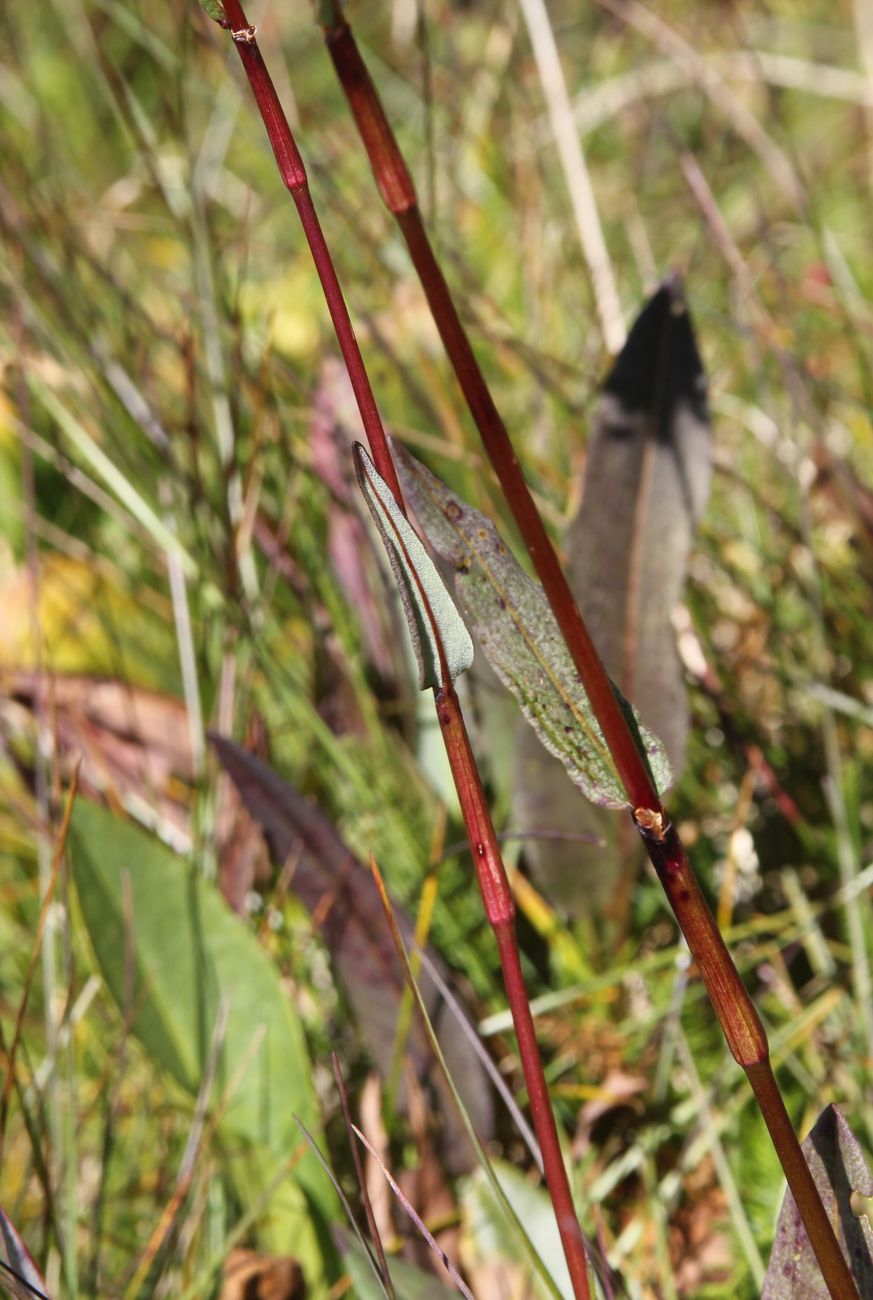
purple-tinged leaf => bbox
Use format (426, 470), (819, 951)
(310, 360), (402, 691)
(210, 735), (493, 1172)
(351, 1125), (474, 1300)
(762, 1105), (873, 1299)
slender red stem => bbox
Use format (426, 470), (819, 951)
(220, 0), (402, 505)
(323, 16), (652, 810)
(747, 1063), (859, 1298)
(319, 17), (860, 1299)
(635, 809), (858, 1298)
(214, 8), (592, 1295)
(435, 685), (592, 1299)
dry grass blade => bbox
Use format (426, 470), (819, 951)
(331, 1053), (396, 1300)
(121, 1000), (231, 1300)
(367, 854), (603, 1300)
(350, 1123), (475, 1300)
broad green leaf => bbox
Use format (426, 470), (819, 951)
(69, 801), (336, 1277)
(762, 1105), (873, 1299)
(392, 441), (671, 809)
(514, 277), (711, 914)
(353, 443), (473, 691)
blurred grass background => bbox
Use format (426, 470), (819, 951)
(1, 1), (873, 1296)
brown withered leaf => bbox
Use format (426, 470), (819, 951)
(3, 671), (194, 842)
(211, 734), (493, 1173)
(3, 672), (270, 912)
(514, 275), (712, 918)
(762, 1105), (873, 1299)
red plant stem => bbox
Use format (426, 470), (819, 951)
(636, 810), (858, 1299)
(320, 17), (859, 1299)
(746, 1062), (859, 1298)
(435, 684), (592, 1299)
(324, 15), (652, 810)
(219, 0), (403, 506)
(215, 8), (592, 1296)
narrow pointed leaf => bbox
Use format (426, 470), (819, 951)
(459, 1160), (580, 1300)
(762, 1105), (873, 1299)
(353, 443), (473, 691)
(391, 442), (671, 809)
(335, 1229), (454, 1299)
(514, 277), (711, 913)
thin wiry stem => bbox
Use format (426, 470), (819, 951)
(212, 5), (593, 1295)
(316, 15), (860, 1296)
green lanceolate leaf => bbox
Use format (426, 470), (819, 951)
(392, 440), (672, 810)
(69, 801), (336, 1273)
(353, 443), (474, 691)
(459, 1160), (578, 1300)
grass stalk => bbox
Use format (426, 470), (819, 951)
(315, 13), (860, 1296)
(211, 4), (592, 1294)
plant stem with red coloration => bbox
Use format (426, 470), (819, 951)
(435, 684), (591, 1298)
(322, 12), (650, 809)
(211, 7), (592, 1295)
(218, 0), (402, 506)
(318, 15), (859, 1298)
(634, 810), (858, 1299)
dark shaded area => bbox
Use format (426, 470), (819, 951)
(602, 272), (708, 438)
